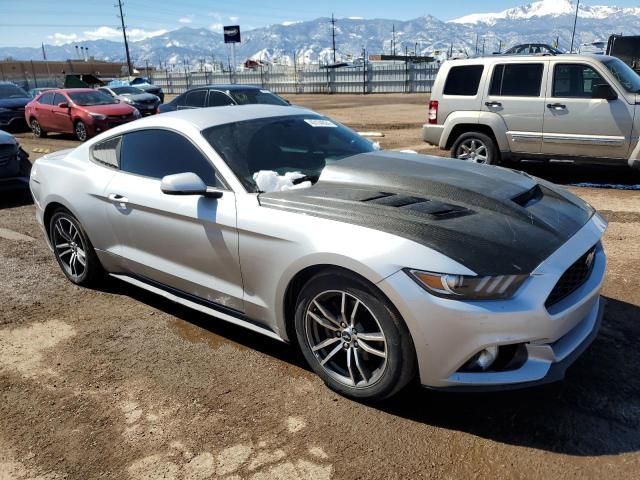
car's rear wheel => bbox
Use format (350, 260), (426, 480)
(294, 270), (416, 401)
(30, 118), (46, 138)
(49, 209), (103, 286)
(451, 132), (499, 165)
(74, 121), (88, 142)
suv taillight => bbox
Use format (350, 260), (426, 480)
(428, 100), (438, 124)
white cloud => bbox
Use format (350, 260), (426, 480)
(47, 26), (167, 45)
(209, 23), (223, 32)
(282, 21), (301, 26)
(229, 16), (239, 22)
(178, 17), (193, 24)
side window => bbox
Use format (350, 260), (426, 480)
(119, 129), (223, 187)
(91, 136), (121, 168)
(38, 92), (54, 105)
(490, 63), (544, 97)
(553, 64), (608, 98)
(207, 91), (235, 107)
(52, 93), (65, 106)
(443, 65), (484, 96)
(98, 88), (112, 96)
(184, 89), (207, 108)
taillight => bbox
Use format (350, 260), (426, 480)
(428, 100), (438, 124)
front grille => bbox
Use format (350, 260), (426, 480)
(545, 245), (597, 308)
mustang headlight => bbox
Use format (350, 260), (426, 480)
(405, 269), (528, 300)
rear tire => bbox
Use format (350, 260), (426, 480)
(30, 118), (46, 138)
(451, 131), (499, 165)
(49, 209), (103, 287)
(294, 269), (417, 401)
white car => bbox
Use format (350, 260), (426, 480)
(30, 105), (607, 400)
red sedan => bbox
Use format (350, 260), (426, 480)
(25, 88), (141, 141)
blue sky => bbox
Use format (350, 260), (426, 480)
(1, 0), (638, 47)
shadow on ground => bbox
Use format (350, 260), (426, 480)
(102, 276), (640, 457)
(515, 161), (640, 187)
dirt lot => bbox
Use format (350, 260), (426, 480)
(1, 94), (640, 479)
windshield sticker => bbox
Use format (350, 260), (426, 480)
(304, 119), (337, 128)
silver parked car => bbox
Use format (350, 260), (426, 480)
(30, 105), (607, 400)
(423, 54), (640, 169)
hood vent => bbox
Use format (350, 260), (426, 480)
(512, 185), (543, 208)
(360, 192), (469, 219)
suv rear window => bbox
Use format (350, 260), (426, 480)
(490, 64), (544, 97)
(443, 65), (484, 96)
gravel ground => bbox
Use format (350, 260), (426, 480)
(1, 94), (639, 479)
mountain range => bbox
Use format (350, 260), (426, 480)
(1, 0), (639, 68)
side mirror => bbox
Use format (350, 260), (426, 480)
(592, 84), (617, 101)
(160, 172), (222, 198)
(57, 102), (69, 109)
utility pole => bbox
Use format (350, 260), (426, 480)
(116, 0), (133, 76)
(475, 34), (479, 55)
(570, 0), (580, 53)
(498, 39), (502, 53)
(482, 38), (485, 56)
(392, 24), (396, 56)
(330, 13), (337, 64)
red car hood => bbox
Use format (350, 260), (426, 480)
(79, 103), (135, 115)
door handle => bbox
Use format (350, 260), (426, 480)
(547, 103), (566, 110)
(108, 193), (129, 208)
(485, 101), (502, 108)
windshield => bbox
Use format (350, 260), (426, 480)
(0, 84), (29, 99)
(68, 91), (116, 106)
(602, 58), (640, 93)
(229, 89), (289, 106)
(202, 115), (376, 192)
(112, 86), (144, 95)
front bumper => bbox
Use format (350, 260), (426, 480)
(377, 214), (607, 390)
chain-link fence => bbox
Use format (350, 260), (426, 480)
(151, 63), (440, 95)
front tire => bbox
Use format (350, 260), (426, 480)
(451, 131), (499, 165)
(294, 269), (416, 401)
(74, 121), (88, 142)
(49, 209), (103, 286)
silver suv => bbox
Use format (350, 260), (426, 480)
(422, 54), (640, 168)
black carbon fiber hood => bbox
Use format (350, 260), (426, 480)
(259, 152), (594, 275)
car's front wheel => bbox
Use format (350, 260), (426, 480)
(49, 209), (103, 286)
(294, 270), (416, 401)
(451, 131), (499, 165)
(74, 121), (88, 142)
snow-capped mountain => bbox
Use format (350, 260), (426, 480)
(1, 1), (639, 67)
(451, 0), (640, 26)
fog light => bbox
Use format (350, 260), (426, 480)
(466, 346), (498, 372)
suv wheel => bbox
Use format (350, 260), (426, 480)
(451, 132), (499, 165)
(294, 269), (417, 401)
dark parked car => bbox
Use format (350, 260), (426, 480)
(0, 129), (30, 183)
(29, 87), (56, 98)
(97, 86), (160, 116)
(109, 77), (164, 103)
(0, 82), (31, 129)
(158, 84), (288, 113)
(25, 88), (140, 141)
(502, 43), (564, 55)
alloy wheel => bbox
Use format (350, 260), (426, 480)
(52, 216), (87, 280)
(31, 119), (42, 137)
(456, 138), (488, 163)
(304, 290), (388, 388)
(75, 122), (87, 141)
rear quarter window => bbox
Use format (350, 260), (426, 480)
(443, 65), (484, 96)
(91, 136), (121, 168)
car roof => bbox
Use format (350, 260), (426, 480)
(189, 84), (267, 91)
(446, 53), (615, 65)
(105, 104), (316, 133)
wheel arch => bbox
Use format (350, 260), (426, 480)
(445, 123), (500, 150)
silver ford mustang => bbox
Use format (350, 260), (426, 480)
(29, 105), (607, 400)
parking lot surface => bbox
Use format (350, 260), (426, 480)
(1, 94), (640, 479)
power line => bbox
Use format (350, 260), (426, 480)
(116, 0), (133, 75)
(570, 0), (580, 53)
